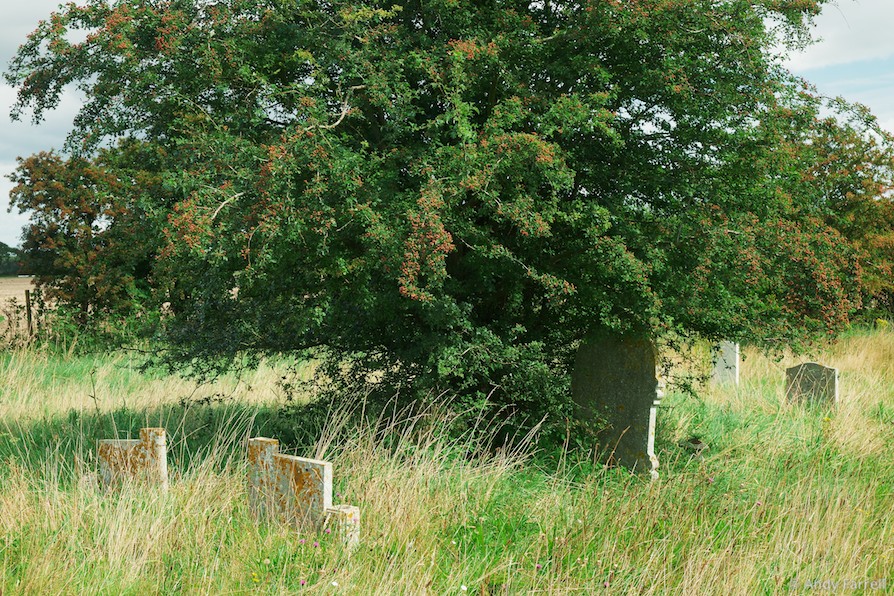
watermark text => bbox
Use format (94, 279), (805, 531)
(789, 577), (888, 592)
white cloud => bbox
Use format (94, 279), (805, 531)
(782, 1), (894, 134)
(0, 84), (86, 247)
(1, 1), (83, 247)
(1, 157), (30, 248)
(0, 209), (30, 249)
(0, 86), (84, 157)
(786, 0), (894, 71)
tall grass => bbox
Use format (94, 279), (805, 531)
(0, 330), (892, 593)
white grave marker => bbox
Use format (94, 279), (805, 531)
(712, 341), (739, 385)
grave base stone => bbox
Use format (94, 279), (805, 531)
(571, 335), (661, 479)
(326, 504), (361, 549)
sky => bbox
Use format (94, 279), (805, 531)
(2, 0), (894, 248)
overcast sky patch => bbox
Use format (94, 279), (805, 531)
(785, 0), (894, 71)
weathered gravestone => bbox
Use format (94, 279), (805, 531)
(786, 363), (839, 405)
(712, 341), (740, 385)
(247, 437), (360, 548)
(571, 335), (661, 479)
(97, 427), (168, 491)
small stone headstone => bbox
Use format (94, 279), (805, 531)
(712, 341), (739, 385)
(247, 437), (360, 547)
(571, 335), (661, 479)
(786, 363), (839, 405)
(97, 427), (168, 491)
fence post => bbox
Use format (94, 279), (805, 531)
(24, 289), (33, 336)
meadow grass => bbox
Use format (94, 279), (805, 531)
(0, 331), (892, 593)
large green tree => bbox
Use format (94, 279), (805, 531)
(6, 0), (871, 426)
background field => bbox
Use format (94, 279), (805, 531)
(0, 331), (892, 593)
(0, 276), (33, 302)
(0, 276), (35, 342)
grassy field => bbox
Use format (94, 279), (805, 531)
(0, 331), (892, 593)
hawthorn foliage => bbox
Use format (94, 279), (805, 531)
(6, 0), (882, 425)
(8, 142), (167, 324)
(790, 102), (894, 316)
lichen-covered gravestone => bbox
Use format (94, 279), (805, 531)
(97, 427), (168, 491)
(786, 363), (839, 405)
(571, 335), (661, 479)
(712, 341), (740, 385)
(247, 437), (360, 547)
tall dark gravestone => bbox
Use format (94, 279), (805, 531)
(571, 335), (661, 479)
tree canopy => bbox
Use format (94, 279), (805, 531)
(0, 242), (22, 276)
(8, 143), (166, 322)
(7, 0), (890, 426)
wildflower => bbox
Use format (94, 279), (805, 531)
(707, 477), (715, 484)
(325, 528), (332, 534)
(299, 539), (306, 545)
(461, 586), (468, 592)
(263, 558), (271, 566)
(536, 564), (542, 570)
(300, 580), (307, 586)
(331, 581), (339, 587)
(756, 501), (763, 507)
(313, 541), (320, 548)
